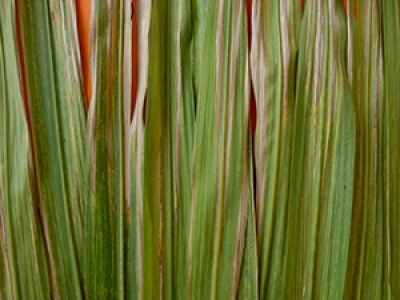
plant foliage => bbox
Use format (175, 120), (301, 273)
(0, 0), (399, 299)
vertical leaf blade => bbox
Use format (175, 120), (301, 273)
(85, 1), (131, 299)
(344, 1), (384, 298)
(285, 1), (356, 298)
(0, 2), (50, 299)
(16, 0), (87, 298)
(250, 0), (299, 297)
(382, 2), (400, 298)
(188, 0), (253, 298)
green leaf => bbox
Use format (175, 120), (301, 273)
(164, 1), (196, 299)
(140, 2), (197, 299)
(16, 0), (87, 298)
(237, 157), (258, 300)
(285, 1), (356, 299)
(344, 1), (384, 298)
(125, 1), (151, 300)
(187, 0), (253, 298)
(141, 1), (167, 298)
(382, 1), (400, 298)
(250, 0), (299, 298)
(0, 1), (50, 299)
(85, 1), (131, 298)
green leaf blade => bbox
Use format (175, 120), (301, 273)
(16, 0), (87, 298)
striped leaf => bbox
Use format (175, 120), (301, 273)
(125, 0), (154, 298)
(140, 1), (167, 298)
(16, 0), (87, 298)
(344, 0), (384, 298)
(85, 0), (131, 298)
(139, 1), (196, 298)
(285, 1), (356, 299)
(237, 160), (258, 300)
(164, 1), (196, 299)
(2, 1), (399, 299)
(0, 1), (49, 299)
(188, 0), (253, 298)
(382, 2), (400, 298)
(250, 0), (300, 298)
(125, 0), (150, 299)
